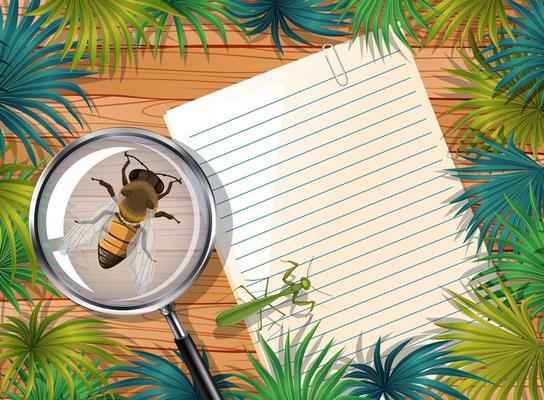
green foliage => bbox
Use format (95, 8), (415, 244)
(0, 301), (124, 400)
(228, 325), (357, 400)
(29, 0), (175, 73)
(335, 0), (435, 50)
(0, 0), (91, 165)
(231, 0), (348, 53)
(8, 360), (125, 400)
(474, 192), (544, 333)
(138, 0), (243, 58)
(0, 220), (59, 313)
(106, 349), (239, 399)
(427, 0), (511, 46)
(346, 338), (483, 400)
(448, 136), (544, 252)
(0, 161), (38, 274)
(436, 281), (544, 400)
(484, 0), (544, 106)
(446, 35), (544, 158)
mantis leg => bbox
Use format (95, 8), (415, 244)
(292, 291), (315, 315)
(282, 260), (300, 285)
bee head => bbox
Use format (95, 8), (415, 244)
(128, 169), (164, 194)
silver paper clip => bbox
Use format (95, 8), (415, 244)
(323, 43), (348, 86)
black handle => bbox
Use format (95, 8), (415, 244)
(175, 335), (224, 400)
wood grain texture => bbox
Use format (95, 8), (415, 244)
(0, 8), (538, 398)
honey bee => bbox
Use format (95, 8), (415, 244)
(62, 151), (182, 293)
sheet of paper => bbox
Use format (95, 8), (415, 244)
(165, 35), (484, 364)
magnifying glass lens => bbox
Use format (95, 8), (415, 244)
(33, 135), (212, 311)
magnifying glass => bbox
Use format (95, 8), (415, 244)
(29, 127), (223, 400)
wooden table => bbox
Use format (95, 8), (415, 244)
(1, 12), (492, 395)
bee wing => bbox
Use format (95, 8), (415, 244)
(128, 209), (156, 294)
(61, 197), (120, 254)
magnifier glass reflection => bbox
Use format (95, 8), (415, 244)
(29, 128), (223, 400)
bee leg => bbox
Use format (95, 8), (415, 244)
(154, 211), (180, 224)
(91, 178), (116, 198)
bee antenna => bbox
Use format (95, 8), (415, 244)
(155, 172), (181, 182)
(126, 153), (149, 170)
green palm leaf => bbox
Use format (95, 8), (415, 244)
(335, 0), (435, 51)
(346, 339), (483, 400)
(426, 0), (512, 46)
(8, 360), (125, 400)
(473, 191), (544, 333)
(0, 301), (124, 400)
(231, 0), (348, 54)
(448, 136), (544, 252)
(105, 349), (240, 399)
(138, 0), (244, 58)
(0, 219), (59, 314)
(436, 281), (544, 400)
(446, 34), (544, 158)
(0, 0), (91, 165)
(484, 0), (544, 106)
(0, 161), (38, 275)
(228, 325), (358, 400)
(29, 0), (177, 73)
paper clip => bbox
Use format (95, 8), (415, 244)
(323, 43), (348, 86)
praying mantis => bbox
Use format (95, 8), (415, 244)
(216, 259), (325, 330)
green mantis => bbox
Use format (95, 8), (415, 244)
(216, 260), (320, 330)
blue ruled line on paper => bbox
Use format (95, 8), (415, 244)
(220, 130), (432, 218)
(196, 64), (407, 152)
(189, 50), (401, 138)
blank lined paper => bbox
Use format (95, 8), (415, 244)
(165, 35), (484, 363)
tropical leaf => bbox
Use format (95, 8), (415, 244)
(446, 34), (544, 158)
(484, 0), (544, 106)
(335, 0), (436, 51)
(231, 0), (348, 53)
(29, 0), (177, 73)
(137, 0), (244, 58)
(448, 136), (544, 252)
(0, 219), (59, 314)
(228, 324), (358, 400)
(436, 281), (544, 400)
(8, 360), (125, 400)
(0, 0), (91, 165)
(0, 161), (38, 274)
(346, 338), (483, 400)
(0, 301), (124, 400)
(105, 349), (240, 399)
(473, 191), (544, 333)
(426, 0), (512, 46)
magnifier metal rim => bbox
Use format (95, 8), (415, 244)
(29, 127), (216, 316)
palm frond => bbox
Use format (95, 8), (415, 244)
(427, 0), (512, 46)
(106, 349), (240, 399)
(436, 281), (544, 400)
(335, 0), (435, 51)
(0, 161), (38, 274)
(138, 0), (244, 58)
(8, 360), (125, 400)
(346, 339), (483, 400)
(0, 301), (125, 400)
(229, 325), (358, 400)
(473, 191), (544, 333)
(231, 0), (348, 54)
(448, 136), (544, 252)
(484, 0), (544, 106)
(29, 0), (176, 73)
(0, 0), (91, 164)
(0, 219), (59, 313)
(446, 34), (544, 158)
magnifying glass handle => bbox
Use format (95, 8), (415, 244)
(162, 304), (224, 400)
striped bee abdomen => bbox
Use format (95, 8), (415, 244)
(98, 214), (139, 269)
